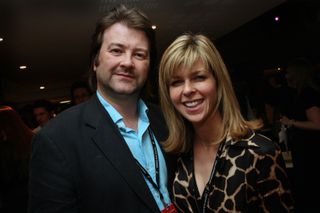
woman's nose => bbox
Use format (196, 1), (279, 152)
(182, 81), (195, 96)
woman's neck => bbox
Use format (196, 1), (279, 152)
(194, 112), (223, 146)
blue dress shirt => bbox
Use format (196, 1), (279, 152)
(97, 91), (171, 210)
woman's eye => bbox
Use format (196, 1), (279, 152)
(194, 75), (206, 81)
(170, 80), (183, 87)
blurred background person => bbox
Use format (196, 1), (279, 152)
(70, 80), (92, 106)
(0, 106), (34, 213)
(263, 73), (296, 141)
(280, 57), (320, 211)
(32, 99), (55, 133)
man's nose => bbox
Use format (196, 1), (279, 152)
(120, 53), (134, 67)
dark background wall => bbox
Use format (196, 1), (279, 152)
(217, 0), (320, 77)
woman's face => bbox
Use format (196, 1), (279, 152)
(169, 59), (218, 124)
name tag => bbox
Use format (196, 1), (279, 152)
(161, 203), (178, 213)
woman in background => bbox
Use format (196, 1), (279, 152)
(0, 106), (33, 213)
(280, 58), (320, 211)
(159, 33), (294, 212)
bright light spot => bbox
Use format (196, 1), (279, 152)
(40, 86), (45, 90)
(60, 100), (71, 104)
(275, 16), (279, 21)
(277, 67), (281, 71)
(0, 38), (3, 42)
(19, 65), (27, 70)
(151, 25), (156, 30)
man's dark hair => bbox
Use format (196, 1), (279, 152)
(70, 80), (92, 99)
(33, 99), (55, 112)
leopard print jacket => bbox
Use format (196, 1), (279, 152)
(172, 132), (294, 212)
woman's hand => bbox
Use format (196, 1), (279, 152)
(280, 116), (295, 127)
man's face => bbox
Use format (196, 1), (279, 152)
(33, 107), (52, 127)
(94, 23), (150, 101)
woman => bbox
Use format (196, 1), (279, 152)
(280, 58), (320, 211)
(159, 34), (294, 212)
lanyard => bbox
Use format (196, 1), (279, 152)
(135, 128), (167, 207)
(198, 141), (225, 213)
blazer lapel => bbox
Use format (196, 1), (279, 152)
(84, 96), (159, 212)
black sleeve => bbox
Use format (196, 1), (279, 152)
(28, 132), (78, 213)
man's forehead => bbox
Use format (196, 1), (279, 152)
(102, 23), (149, 48)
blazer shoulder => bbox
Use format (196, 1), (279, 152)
(40, 97), (103, 137)
(44, 103), (85, 130)
(146, 102), (162, 112)
(145, 102), (168, 142)
(146, 102), (165, 124)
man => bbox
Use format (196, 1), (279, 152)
(32, 99), (55, 133)
(70, 80), (92, 106)
(29, 5), (175, 213)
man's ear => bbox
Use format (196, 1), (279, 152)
(93, 55), (99, 71)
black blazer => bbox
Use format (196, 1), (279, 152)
(28, 95), (170, 213)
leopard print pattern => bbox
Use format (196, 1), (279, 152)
(172, 132), (294, 212)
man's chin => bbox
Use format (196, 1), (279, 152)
(114, 88), (140, 97)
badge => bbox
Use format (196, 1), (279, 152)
(161, 203), (178, 213)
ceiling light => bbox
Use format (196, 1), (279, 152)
(274, 16), (279, 21)
(151, 25), (157, 30)
(0, 38), (3, 42)
(19, 65), (27, 70)
(60, 100), (71, 104)
(40, 86), (45, 90)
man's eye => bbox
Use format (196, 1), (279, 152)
(109, 49), (122, 55)
(134, 52), (147, 60)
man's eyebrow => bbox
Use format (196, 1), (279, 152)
(135, 47), (149, 53)
(108, 43), (124, 48)
(107, 43), (148, 51)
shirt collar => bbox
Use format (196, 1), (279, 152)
(96, 90), (149, 127)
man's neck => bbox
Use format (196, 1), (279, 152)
(98, 90), (140, 130)
(114, 100), (139, 130)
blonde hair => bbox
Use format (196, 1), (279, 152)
(158, 33), (262, 154)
